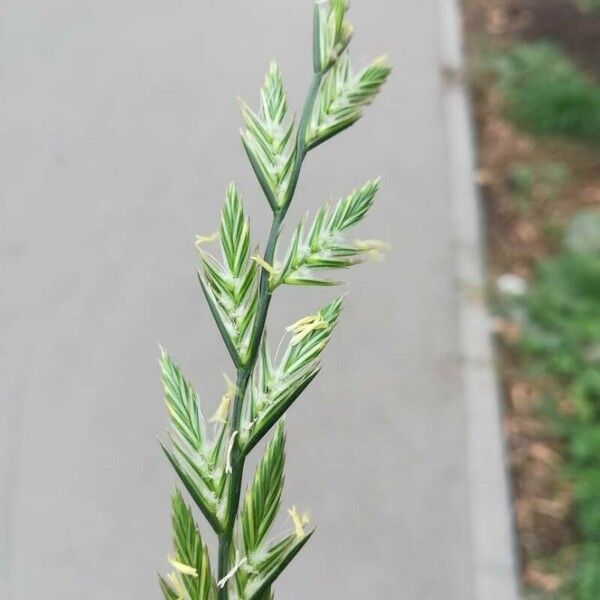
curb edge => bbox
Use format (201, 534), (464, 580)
(439, 2), (520, 599)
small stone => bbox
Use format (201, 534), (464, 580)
(523, 567), (562, 592)
(496, 273), (528, 296)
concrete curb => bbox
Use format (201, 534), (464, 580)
(439, 2), (520, 599)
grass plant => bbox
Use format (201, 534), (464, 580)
(491, 42), (600, 144)
(518, 237), (600, 599)
(156, 2), (390, 598)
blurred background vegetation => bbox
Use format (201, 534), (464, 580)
(491, 42), (600, 143)
(464, 0), (600, 598)
(578, 0), (600, 15)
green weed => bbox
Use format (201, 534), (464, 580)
(518, 230), (600, 599)
(577, 0), (600, 15)
(492, 42), (600, 143)
(507, 162), (570, 213)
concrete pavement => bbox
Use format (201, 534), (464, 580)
(1, 1), (515, 598)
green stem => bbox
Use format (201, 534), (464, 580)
(216, 71), (323, 600)
(284, 72), (323, 209)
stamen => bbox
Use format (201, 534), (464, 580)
(217, 551), (247, 588)
(166, 571), (187, 597)
(286, 314), (328, 345)
(287, 506), (310, 539)
(194, 231), (219, 249)
(225, 431), (238, 474)
(167, 555), (198, 577)
(353, 238), (390, 261)
(209, 373), (236, 423)
(251, 254), (278, 275)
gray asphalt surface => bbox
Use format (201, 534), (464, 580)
(1, 1), (474, 598)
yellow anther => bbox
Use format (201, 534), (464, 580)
(286, 315), (316, 330)
(166, 571), (187, 597)
(354, 239), (390, 261)
(251, 254), (278, 275)
(209, 373), (236, 423)
(194, 231), (219, 249)
(288, 506), (310, 540)
(372, 53), (389, 66)
(167, 555), (198, 577)
(286, 314), (328, 345)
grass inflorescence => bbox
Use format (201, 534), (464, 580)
(156, 2), (390, 599)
